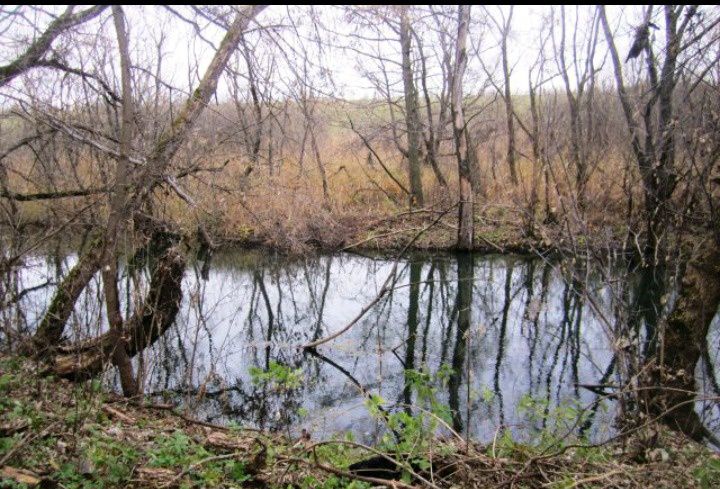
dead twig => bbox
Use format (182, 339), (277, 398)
(101, 404), (135, 424)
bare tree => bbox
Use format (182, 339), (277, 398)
(30, 6), (268, 384)
(553, 6), (602, 213)
(0, 6), (108, 87)
(600, 5), (700, 260)
(413, 23), (449, 188)
(521, 24), (555, 234)
(488, 6), (519, 186)
(103, 5), (138, 396)
(451, 5), (474, 250)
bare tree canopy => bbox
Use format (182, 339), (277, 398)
(0, 5), (108, 87)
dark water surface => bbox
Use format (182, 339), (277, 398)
(11, 247), (720, 444)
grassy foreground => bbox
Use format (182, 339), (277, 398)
(1, 356), (719, 488)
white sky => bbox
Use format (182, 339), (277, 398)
(143, 4), (651, 98)
(0, 5), (711, 106)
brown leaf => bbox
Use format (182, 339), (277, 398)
(0, 421), (29, 437)
(1, 466), (41, 486)
(205, 431), (250, 451)
(136, 467), (175, 484)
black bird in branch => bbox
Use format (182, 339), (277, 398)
(625, 22), (659, 62)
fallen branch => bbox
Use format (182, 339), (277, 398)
(0, 421), (60, 467)
(341, 227), (428, 251)
(0, 466), (41, 487)
(308, 439), (442, 489)
(559, 469), (625, 489)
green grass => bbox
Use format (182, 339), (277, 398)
(2, 354), (720, 488)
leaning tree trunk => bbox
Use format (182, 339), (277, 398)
(31, 239), (104, 354)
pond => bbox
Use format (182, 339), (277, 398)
(8, 246), (720, 445)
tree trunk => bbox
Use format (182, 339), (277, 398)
(451, 5), (474, 250)
(599, 5), (684, 262)
(400, 6), (424, 208)
(415, 30), (448, 188)
(240, 33), (263, 164)
(640, 241), (720, 443)
(557, 6), (589, 213)
(310, 127), (331, 209)
(527, 82), (541, 235)
(104, 5), (138, 396)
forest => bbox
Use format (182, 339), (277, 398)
(1, 5), (720, 488)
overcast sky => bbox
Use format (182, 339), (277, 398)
(0, 5), (702, 106)
(143, 5), (649, 99)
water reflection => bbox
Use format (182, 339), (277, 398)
(6, 248), (720, 445)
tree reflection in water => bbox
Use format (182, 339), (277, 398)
(8, 248), (720, 445)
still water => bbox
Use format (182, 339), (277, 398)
(9, 247), (720, 444)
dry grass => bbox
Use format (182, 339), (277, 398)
(1, 114), (640, 254)
(166, 138), (636, 254)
